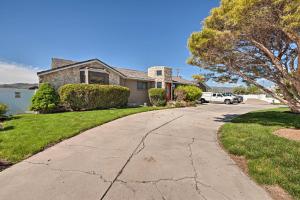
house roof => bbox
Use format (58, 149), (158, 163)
(37, 59), (127, 78)
(37, 58), (204, 84)
(113, 67), (155, 81)
(172, 76), (196, 85)
(0, 83), (38, 90)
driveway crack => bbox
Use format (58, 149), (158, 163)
(99, 115), (184, 200)
(188, 138), (208, 200)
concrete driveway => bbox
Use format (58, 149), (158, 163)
(0, 104), (275, 200)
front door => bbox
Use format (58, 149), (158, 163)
(166, 83), (172, 101)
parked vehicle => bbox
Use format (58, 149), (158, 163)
(223, 93), (243, 103)
(199, 92), (237, 104)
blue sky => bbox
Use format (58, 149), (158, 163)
(0, 0), (225, 84)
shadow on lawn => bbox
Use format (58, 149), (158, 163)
(0, 126), (14, 132)
(216, 110), (300, 128)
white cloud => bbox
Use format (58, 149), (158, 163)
(0, 61), (40, 84)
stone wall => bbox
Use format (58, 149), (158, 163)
(39, 67), (81, 89)
(51, 58), (76, 69)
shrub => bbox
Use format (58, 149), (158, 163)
(0, 103), (8, 116)
(174, 85), (202, 102)
(148, 88), (166, 106)
(31, 83), (60, 113)
(59, 84), (130, 111)
(174, 88), (187, 102)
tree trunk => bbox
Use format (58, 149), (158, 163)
(287, 103), (300, 114)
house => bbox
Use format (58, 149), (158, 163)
(0, 83), (38, 114)
(37, 58), (205, 105)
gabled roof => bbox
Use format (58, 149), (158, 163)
(37, 59), (126, 78)
(113, 67), (155, 81)
(0, 83), (38, 89)
(172, 76), (196, 85)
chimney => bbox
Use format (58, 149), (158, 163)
(51, 58), (76, 69)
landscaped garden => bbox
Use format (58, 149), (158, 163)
(220, 107), (300, 199)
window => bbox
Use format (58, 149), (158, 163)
(156, 82), (162, 88)
(217, 94), (222, 97)
(89, 71), (109, 84)
(137, 81), (148, 90)
(80, 71), (86, 83)
(156, 70), (162, 76)
(15, 92), (21, 98)
(213, 93), (216, 97)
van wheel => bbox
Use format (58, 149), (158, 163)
(225, 99), (231, 105)
(200, 99), (205, 104)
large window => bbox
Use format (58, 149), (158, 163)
(156, 70), (162, 76)
(156, 82), (162, 88)
(80, 70), (109, 84)
(137, 81), (148, 90)
(89, 71), (109, 84)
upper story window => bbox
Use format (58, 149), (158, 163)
(15, 92), (21, 98)
(137, 81), (148, 90)
(156, 70), (162, 76)
(156, 82), (162, 88)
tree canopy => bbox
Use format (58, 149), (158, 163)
(188, 0), (300, 112)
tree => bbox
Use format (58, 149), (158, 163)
(233, 86), (247, 95)
(247, 85), (263, 94)
(31, 83), (60, 113)
(192, 74), (206, 84)
(188, 0), (300, 113)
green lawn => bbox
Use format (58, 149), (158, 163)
(0, 107), (161, 164)
(220, 107), (300, 199)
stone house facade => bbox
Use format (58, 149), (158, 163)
(37, 58), (203, 105)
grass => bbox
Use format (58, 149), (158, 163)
(220, 107), (300, 199)
(0, 106), (162, 164)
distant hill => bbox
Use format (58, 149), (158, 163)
(0, 83), (38, 89)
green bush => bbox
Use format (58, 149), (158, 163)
(59, 84), (130, 111)
(148, 88), (166, 106)
(31, 83), (60, 113)
(0, 103), (8, 116)
(174, 85), (202, 102)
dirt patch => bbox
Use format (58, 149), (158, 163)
(229, 155), (249, 174)
(264, 185), (293, 200)
(245, 99), (270, 105)
(274, 128), (300, 141)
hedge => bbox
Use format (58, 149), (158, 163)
(31, 83), (60, 113)
(59, 84), (130, 111)
(148, 88), (166, 106)
(174, 85), (202, 102)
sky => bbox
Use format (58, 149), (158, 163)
(0, 0), (230, 86)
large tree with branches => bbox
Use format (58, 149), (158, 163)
(188, 0), (300, 112)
